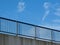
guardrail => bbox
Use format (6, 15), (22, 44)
(0, 17), (60, 43)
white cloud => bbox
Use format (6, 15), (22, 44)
(52, 19), (60, 23)
(53, 26), (60, 30)
(17, 2), (25, 12)
(53, 3), (60, 16)
(56, 8), (60, 11)
(54, 11), (60, 16)
(51, 24), (60, 30)
(42, 2), (60, 30)
(43, 2), (51, 9)
(41, 22), (60, 30)
(42, 10), (50, 21)
(42, 2), (51, 21)
(54, 7), (60, 16)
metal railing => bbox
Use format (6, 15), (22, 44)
(0, 17), (60, 43)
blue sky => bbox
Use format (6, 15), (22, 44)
(0, 0), (60, 30)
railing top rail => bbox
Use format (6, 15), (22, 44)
(0, 17), (60, 32)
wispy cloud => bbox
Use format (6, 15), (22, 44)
(53, 26), (60, 30)
(42, 10), (50, 21)
(54, 12), (60, 16)
(56, 8), (60, 11)
(43, 2), (51, 9)
(52, 19), (60, 23)
(52, 24), (60, 30)
(42, 2), (51, 21)
(54, 8), (60, 16)
(41, 22), (60, 30)
(53, 3), (60, 16)
(17, 2), (25, 12)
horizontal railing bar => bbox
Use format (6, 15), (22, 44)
(0, 30), (17, 34)
(0, 17), (60, 32)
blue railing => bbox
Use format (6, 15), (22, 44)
(0, 17), (60, 43)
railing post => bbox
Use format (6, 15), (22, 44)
(51, 30), (53, 45)
(16, 22), (18, 36)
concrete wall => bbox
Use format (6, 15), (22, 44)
(0, 34), (59, 45)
